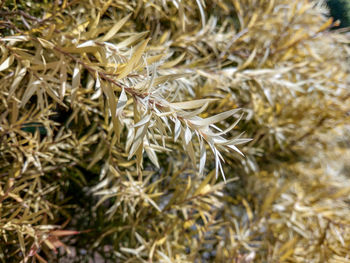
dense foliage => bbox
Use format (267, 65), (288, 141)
(0, 0), (349, 262)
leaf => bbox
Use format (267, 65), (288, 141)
(91, 75), (101, 100)
(156, 236), (167, 246)
(190, 108), (240, 127)
(179, 102), (209, 119)
(317, 17), (333, 33)
(37, 38), (54, 49)
(116, 88), (127, 116)
(152, 73), (187, 86)
(206, 113), (244, 137)
(128, 122), (149, 159)
(59, 58), (67, 100)
(194, 169), (216, 195)
(170, 98), (217, 110)
(87, 142), (108, 169)
(60, 45), (100, 54)
(196, 0), (206, 28)
(0, 35), (29, 42)
(227, 144), (244, 156)
(239, 47), (257, 70)
(145, 54), (164, 66)
(71, 63), (81, 103)
(17, 231), (25, 256)
(86, 12), (100, 38)
(199, 139), (206, 175)
(120, 246), (145, 256)
(133, 114), (152, 128)
(184, 126), (192, 145)
(142, 194), (161, 212)
(115, 32), (148, 49)
(0, 55), (14, 72)
(21, 78), (39, 107)
(117, 39), (150, 79)
(42, 81), (68, 108)
(71, 20), (90, 35)
(278, 29), (308, 50)
(145, 146), (160, 168)
(174, 119), (181, 142)
(9, 67), (27, 98)
(216, 131), (252, 146)
(161, 53), (186, 69)
(101, 79), (121, 138)
(76, 40), (96, 48)
(100, 13), (132, 42)
(214, 149), (225, 180)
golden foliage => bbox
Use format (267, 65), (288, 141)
(0, 0), (349, 262)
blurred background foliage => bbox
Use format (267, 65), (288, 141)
(0, 0), (349, 262)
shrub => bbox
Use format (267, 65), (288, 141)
(0, 0), (349, 262)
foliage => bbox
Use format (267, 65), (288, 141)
(0, 0), (349, 262)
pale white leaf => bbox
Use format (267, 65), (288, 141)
(190, 108), (240, 127)
(227, 144), (244, 156)
(116, 88), (127, 116)
(0, 55), (14, 72)
(128, 124), (148, 159)
(225, 138), (252, 145)
(196, 0), (206, 28)
(91, 87), (102, 100)
(134, 114), (151, 128)
(0, 35), (29, 42)
(264, 88), (273, 105)
(199, 139), (206, 175)
(143, 194), (161, 212)
(205, 113), (244, 137)
(145, 146), (159, 168)
(77, 40), (96, 48)
(71, 63), (81, 102)
(174, 119), (181, 142)
(185, 126), (192, 145)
